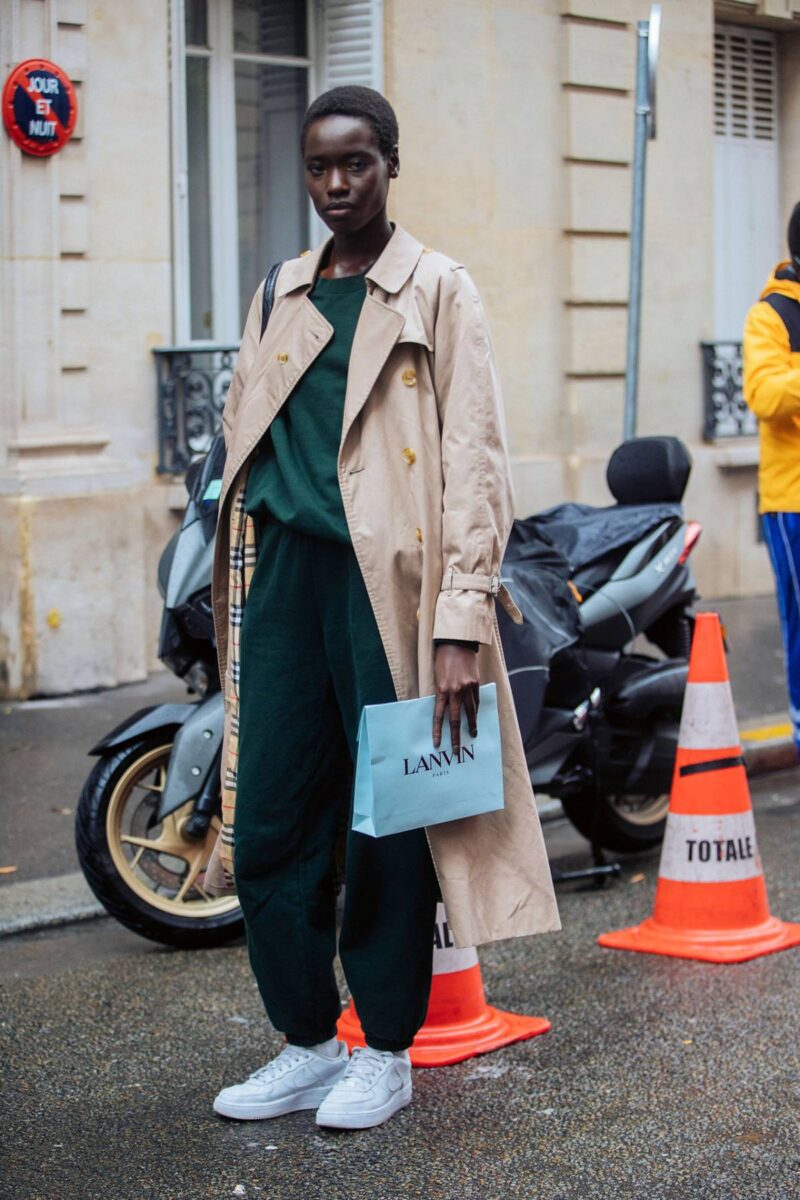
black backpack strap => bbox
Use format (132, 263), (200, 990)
(260, 261), (284, 341)
(762, 293), (800, 352)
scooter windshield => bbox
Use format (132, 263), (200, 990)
(183, 434), (227, 544)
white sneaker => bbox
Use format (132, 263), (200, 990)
(213, 1041), (350, 1120)
(315, 1046), (412, 1129)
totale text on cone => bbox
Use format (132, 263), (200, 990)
(338, 903), (551, 1066)
(598, 611), (800, 963)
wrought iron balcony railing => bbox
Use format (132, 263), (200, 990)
(700, 341), (757, 441)
(155, 340), (758, 472)
(154, 344), (239, 474)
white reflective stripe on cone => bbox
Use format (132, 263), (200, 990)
(658, 810), (762, 883)
(432, 902), (479, 974)
(678, 682), (739, 750)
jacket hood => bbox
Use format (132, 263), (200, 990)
(760, 261), (800, 302)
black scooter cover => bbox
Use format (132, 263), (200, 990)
(498, 525), (584, 746)
(514, 501), (684, 575)
(498, 501), (683, 744)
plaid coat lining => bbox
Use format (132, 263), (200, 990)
(216, 465), (258, 888)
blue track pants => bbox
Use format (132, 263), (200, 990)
(762, 511), (800, 751)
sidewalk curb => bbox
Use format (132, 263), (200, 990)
(744, 738), (798, 777)
(0, 872), (105, 939)
(740, 714), (798, 778)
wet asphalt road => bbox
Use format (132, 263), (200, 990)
(2, 775), (799, 1200)
(0, 672), (190, 885)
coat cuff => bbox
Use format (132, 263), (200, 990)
(432, 589), (495, 645)
(433, 572), (523, 642)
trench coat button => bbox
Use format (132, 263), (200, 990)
(402, 447), (417, 465)
(416, 527), (423, 544)
(422, 247), (433, 254)
(277, 352), (289, 364)
(402, 368), (417, 387)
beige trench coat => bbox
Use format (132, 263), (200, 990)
(207, 223), (560, 948)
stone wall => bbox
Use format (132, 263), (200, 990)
(386, 0), (800, 601)
(0, 0), (175, 697)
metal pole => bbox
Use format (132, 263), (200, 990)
(623, 21), (651, 441)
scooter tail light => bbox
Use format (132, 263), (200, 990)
(679, 520), (703, 564)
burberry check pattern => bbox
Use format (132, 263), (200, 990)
(217, 465), (259, 888)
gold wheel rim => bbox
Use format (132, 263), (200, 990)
(106, 743), (239, 919)
(608, 792), (671, 827)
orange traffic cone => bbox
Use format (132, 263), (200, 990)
(338, 903), (551, 1066)
(599, 611), (800, 963)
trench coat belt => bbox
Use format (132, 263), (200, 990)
(441, 571), (523, 625)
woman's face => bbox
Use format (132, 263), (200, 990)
(303, 115), (398, 235)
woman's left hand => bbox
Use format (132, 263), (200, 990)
(432, 645), (480, 753)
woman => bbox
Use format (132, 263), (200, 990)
(209, 86), (559, 1131)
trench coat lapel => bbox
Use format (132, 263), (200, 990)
(341, 224), (425, 444)
(219, 295), (332, 508)
(341, 294), (405, 446)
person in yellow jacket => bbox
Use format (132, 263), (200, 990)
(743, 201), (800, 755)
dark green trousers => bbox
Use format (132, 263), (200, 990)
(234, 521), (439, 1052)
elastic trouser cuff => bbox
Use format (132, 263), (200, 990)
(287, 1030), (339, 1049)
(364, 1034), (414, 1053)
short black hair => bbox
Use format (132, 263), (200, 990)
(788, 202), (800, 267)
(301, 86), (398, 157)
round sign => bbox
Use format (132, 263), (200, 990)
(647, 4), (661, 141)
(2, 59), (77, 157)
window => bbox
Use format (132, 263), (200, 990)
(713, 25), (780, 341)
(171, 0), (383, 344)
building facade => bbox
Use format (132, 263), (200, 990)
(2, 0), (800, 697)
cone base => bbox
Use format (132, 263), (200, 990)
(337, 1002), (551, 1068)
(598, 914), (800, 964)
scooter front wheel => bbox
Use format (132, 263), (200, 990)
(560, 789), (669, 854)
(75, 736), (243, 949)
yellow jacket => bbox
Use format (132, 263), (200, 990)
(743, 261), (800, 513)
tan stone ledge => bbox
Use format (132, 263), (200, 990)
(715, 2), (800, 28)
(565, 230), (630, 239)
(562, 83), (630, 96)
(710, 441), (760, 470)
(564, 157), (630, 169)
(564, 301), (628, 309)
(7, 431), (110, 455)
(564, 372), (626, 380)
(560, 14), (630, 31)
(167, 484), (189, 512)
(0, 458), (149, 498)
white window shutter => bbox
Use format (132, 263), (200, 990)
(714, 26), (777, 142)
(316, 0), (384, 94)
(712, 25), (781, 341)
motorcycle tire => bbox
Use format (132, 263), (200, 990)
(75, 734), (244, 949)
(560, 789), (669, 854)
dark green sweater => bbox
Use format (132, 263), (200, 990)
(245, 271), (367, 543)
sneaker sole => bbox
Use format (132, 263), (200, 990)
(214, 1084), (334, 1121)
(315, 1082), (412, 1130)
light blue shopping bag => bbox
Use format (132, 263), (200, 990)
(351, 683), (504, 837)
